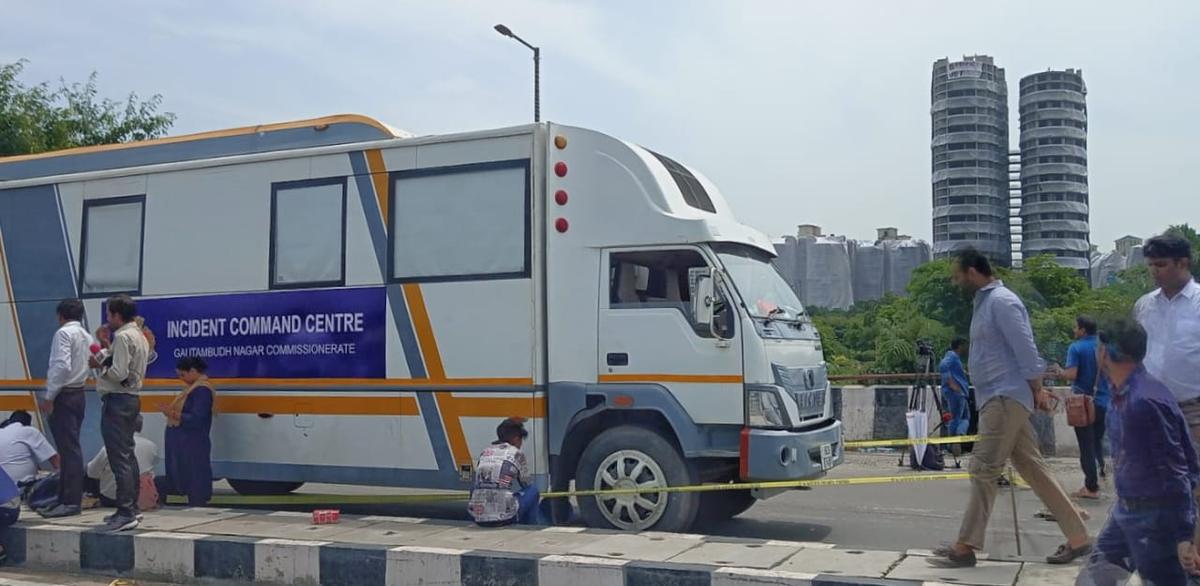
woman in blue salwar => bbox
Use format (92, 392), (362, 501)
(154, 357), (214, 506)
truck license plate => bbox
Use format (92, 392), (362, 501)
(820, 444), (834, 471)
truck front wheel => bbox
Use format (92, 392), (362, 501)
(575, 425), (698, 532)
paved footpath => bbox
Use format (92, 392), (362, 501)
(0, 504), (1117, 586)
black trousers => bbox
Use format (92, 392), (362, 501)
(1074, 402), (1108, 492)
(100, 393), (141, 517)
(49, 389), (85, 508)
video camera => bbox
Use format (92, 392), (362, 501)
(915, 340), (935, 357)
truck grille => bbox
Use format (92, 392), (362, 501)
(772, 364), (829, 421)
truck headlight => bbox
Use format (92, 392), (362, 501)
(747, 388), (792, 428)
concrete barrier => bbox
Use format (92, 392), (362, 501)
(834, 385), (1075, 457)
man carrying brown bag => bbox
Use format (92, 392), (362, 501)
(1054, 315), (1110, 500)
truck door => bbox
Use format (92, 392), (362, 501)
(597, 248), (743, 425)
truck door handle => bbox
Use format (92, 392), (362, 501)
(606, 353), (629, 366)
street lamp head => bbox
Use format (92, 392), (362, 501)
(494, 24), (513, 37)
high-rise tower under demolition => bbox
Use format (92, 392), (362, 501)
(930, 55), (1012, 266)
(1018, 69), (1090, 272)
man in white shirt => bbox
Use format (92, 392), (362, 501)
(1134, 233), (1200, 547)
(87, 415), (158, 507)
(39, 299), (93, 519)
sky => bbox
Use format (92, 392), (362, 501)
(3, 0), (1197, 249)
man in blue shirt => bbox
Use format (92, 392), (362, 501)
(930, 249), (1090, 568)
(938, 338), (971, 448)
(1076, 318), (1200, 584)
(1056, 316), (1110, 500)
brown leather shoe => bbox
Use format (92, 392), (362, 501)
(927, 547), (977, 568)
(1047, 541), (1092, 564)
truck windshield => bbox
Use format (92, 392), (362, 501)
(715, 245), (806, 321)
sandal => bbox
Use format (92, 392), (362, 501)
(1047, 541), (1092, 564)
(1073, 488), (1101, 500)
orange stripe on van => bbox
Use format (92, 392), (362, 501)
(598, 374), (743, 384)
(365, 148), (389, 223)
(0, 394), (36, 411)
(454, 396), (547, 418)
(140, 394), (420, 416)
(0, 114), (398, 164)
(403, 284), (447, 381)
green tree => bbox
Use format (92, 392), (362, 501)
(906, 259), (972, 335)
(0, 59), (175, 156)
(1023, 254), (1087, 308)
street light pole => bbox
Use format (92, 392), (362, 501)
(494, 24), (540, 123)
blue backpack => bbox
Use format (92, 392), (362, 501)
(22, 473), (59, 510)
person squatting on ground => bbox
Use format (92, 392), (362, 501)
(468, 417), (544, 526)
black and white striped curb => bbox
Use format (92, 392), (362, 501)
(0, 522), (966, 586)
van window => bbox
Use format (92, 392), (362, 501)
(390, 161), (529, 281)
(79, 196), (144, 296)
(609, 249), (732, 338)
(270, 178), (346, 288)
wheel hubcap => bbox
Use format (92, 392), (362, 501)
(593, 449), (667, 530)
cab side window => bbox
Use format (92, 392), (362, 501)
(608, 250), (733, 338)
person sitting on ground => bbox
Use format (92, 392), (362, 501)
(467, 417), (542, 526)
(155, 357), (214, 507)
(86, 415), (159, 509)
(0, 410), (58, 558)
(0, 411), (59, 487)
(1075, 318), (1200, 584)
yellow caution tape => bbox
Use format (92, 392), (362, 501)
(174, 471), (975, 506)
(844, 435), (980, 449)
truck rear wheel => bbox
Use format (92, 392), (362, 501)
(227, 479), (305, 496)
(575, 425), (698, 532)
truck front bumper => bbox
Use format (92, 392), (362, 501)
(739, 419), (844, 481)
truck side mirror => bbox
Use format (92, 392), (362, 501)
(693, 271), (715, 328)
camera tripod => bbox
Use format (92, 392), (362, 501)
(898, 344), (963, 469)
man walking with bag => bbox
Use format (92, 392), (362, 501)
(38, 299), (93, 518)
(929, 249), (1091, 568)
(1054, 316), (1109, 500)
(92, 295), (148, 532)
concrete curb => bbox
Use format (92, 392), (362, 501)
(1, 523), (947, 586)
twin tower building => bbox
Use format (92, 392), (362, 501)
(931, 55), (1090, 272)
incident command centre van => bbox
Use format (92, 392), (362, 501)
(0, 115), (843, 531)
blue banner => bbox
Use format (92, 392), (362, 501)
(134, 287), (386, 379)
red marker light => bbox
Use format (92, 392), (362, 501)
(554, 162), (568, 177)
(555, 218), (569, 233)
(554, 190), (568, 205)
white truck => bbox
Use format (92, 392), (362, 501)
(0, 115), (843, 531)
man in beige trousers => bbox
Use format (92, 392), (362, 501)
(928, 249), (1092, 568)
